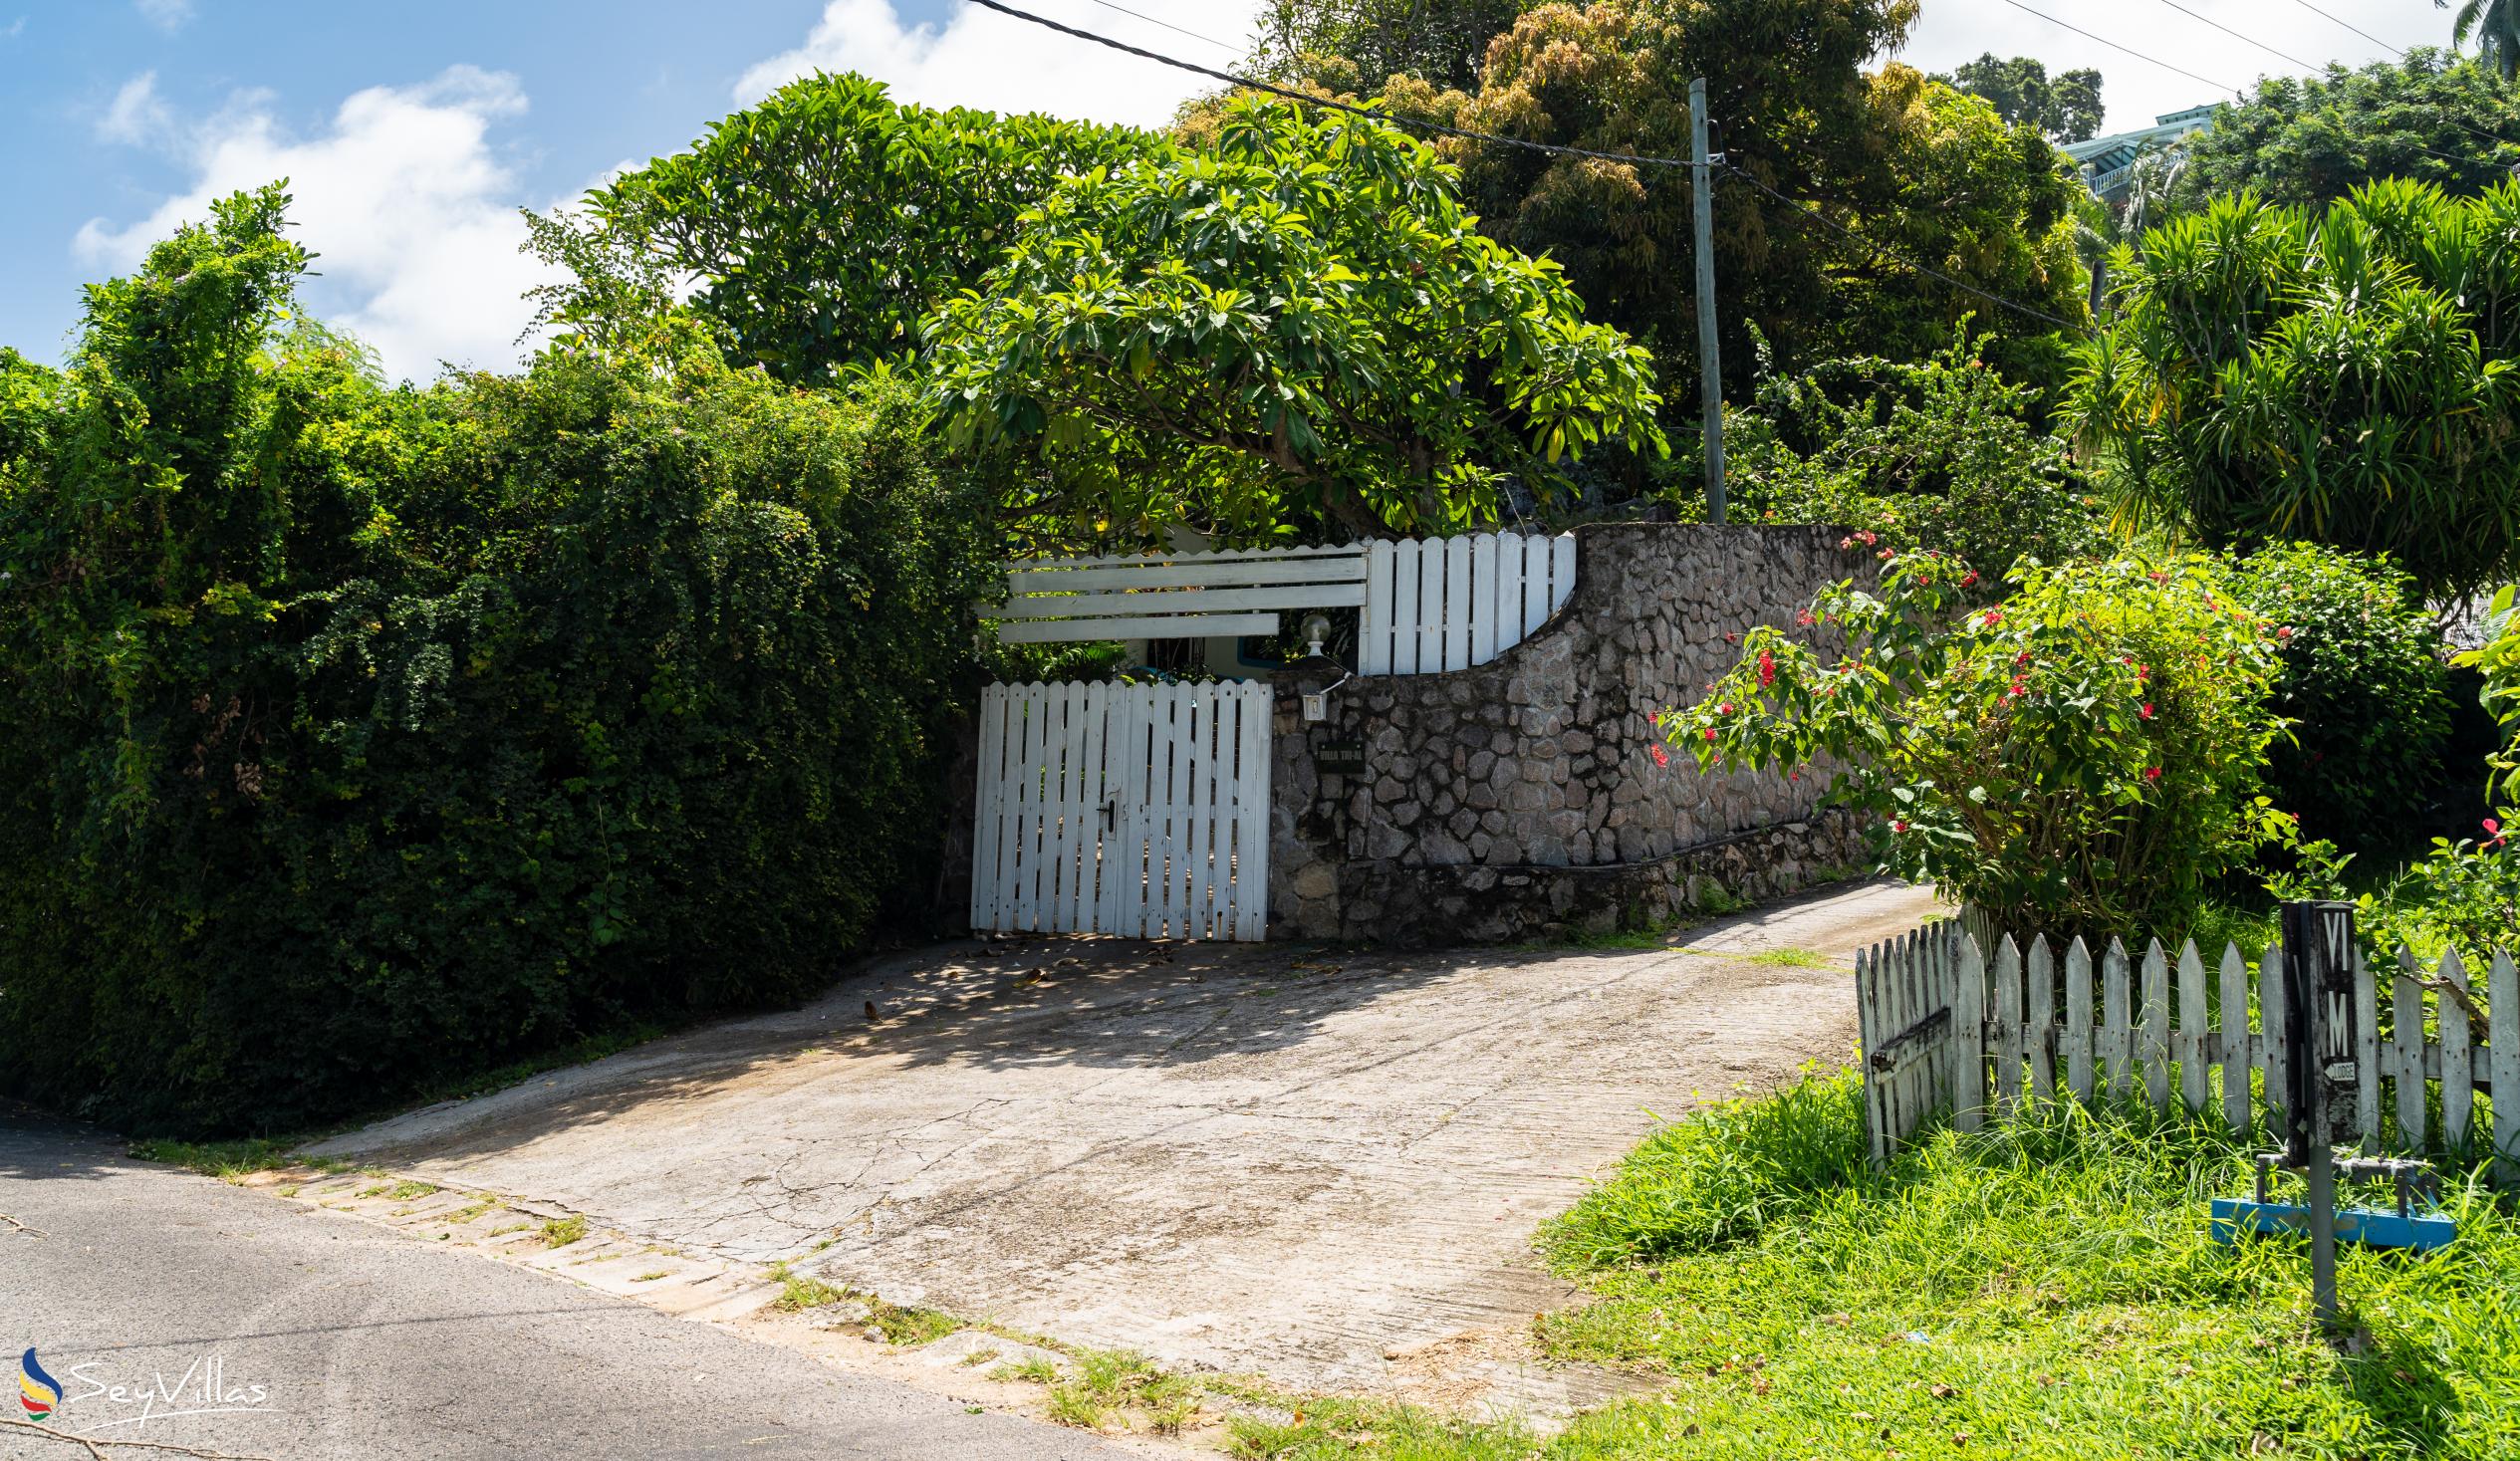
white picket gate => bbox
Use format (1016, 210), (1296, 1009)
(1858, 924), (2520, 1177)
(1358, 532), (1576, 675)
(970, 679), (1273, 940)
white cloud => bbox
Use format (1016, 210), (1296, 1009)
(97, 71), (170, 145)
(736, 0), (1254, 126)
(134, 0), (192, 32)
(74, 66), (559, 385)
(1904, 0), (2468, 136)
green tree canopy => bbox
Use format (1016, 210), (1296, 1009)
(589, 72), (1168, 383)
(2071, 179), (2520, 602)
(1935, 53), (2105, 142)
(1247, 0), (1530, 94)
(1312, 1), (2088, 404)
(2165, 49), (2520, 214)
(924, 99), (1665, 543)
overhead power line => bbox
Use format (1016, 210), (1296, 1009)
(2014, 0), (2512, 167)
(954, 0), (2098, 335)
(959, 0), (1713, 171)
(1996, 0), (2240, 95)
(2155, 0), (2321, 73)
(2285, 0), (2405, 59)
(1078, 0), (1241, 56)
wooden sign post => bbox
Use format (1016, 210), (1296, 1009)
(2280, 899), (2361, 1322)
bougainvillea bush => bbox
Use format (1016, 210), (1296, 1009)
(1661, 550), (2292, 939)
(0, 188), (994, 1134)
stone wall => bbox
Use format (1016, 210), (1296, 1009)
(1269, 523), (1876, 944)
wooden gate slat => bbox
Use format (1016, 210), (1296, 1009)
(2101, 937), (2132, 1098)
(2027, 936), (2056, 1098)
(2174, 940), (2208, 1112)
(2217, 941), (2251, 1132)
(2394, 951), (2427, 1151)
(2141, 938), (2170, 1109)
(1468, 533), (1500, 667)
(2492, 952), (2519, 1181)
(1857, 944), (1885, 1161)
(2438, 948), (2475, 1146)
(1953, 931), (1987, 1131)
(1992, 936), (2023, 1113)
(2064, 937), (2095, 1101)
(2260, 940), (2290, 1125)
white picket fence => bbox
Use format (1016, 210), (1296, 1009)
(1857, 923), (2520, 1176)
(970, 680), (1273, 940)
(1358, 532), (1576, 675)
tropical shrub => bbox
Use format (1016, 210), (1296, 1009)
(2072, 180), (2520, 602)
(0, 188), (993, 1134)
(2467, 583), (2520, 805)
(2163, 49), (2520, 215)
(1726, 327), (2108, 590)
(590, 72), (1169, 382)
(2226, 543), (2451, 859)
(1662, 552), (2291, 939)
(925, 97), (1665, 544)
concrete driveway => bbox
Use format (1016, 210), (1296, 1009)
(313, 879), (1935, 1413)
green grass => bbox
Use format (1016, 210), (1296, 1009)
(766, 1260), (847, 1312)
(865, 1298), (961, 1345)
(1737, 946), (1828, 968)
(130, 1138), (351, 1181)
(538, 1214), (588, 1248)
(1224, 1396), (1534, 1459)
(991, 1354), (1061, 1385)
(1253, 1068), (2520, 1459)
(1043, 1348), (1207, 1436)
(1551, 1069), (2517, 1459)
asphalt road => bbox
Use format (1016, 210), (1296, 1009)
(0, 1104), (1131, 1461)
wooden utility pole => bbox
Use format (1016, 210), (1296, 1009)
(1689, 77), (1725, 525)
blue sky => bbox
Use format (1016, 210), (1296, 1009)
(0, 1), (2451, 382)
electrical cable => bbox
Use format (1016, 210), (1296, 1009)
(959, 0), (1714, 171)
(958, 0), (2107, 336)
(2154, 0), (2321, 72)
(2285, 0), (2405, 58)
(1078, 0), (1241, 56)
(1996, 0), (2241, 95)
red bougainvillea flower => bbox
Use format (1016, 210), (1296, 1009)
(1701, 727), (1717, 743)
(2140, 703), (2154, 720)
(1797, 609), (1817, 627)
(2014, 649), (2032, 667)
(1980, 609), (2005, 627)
(1717, 701), (1735, 715)
(2486, 818), (2506, 850)
(1878, 548), (1896, 561)
(1960, 571), (1979, 589)
(2006, 681), (2027, 698)
(2145, 766), (2163, 783)
(1758, 650), (1777, 687)
(1650, 744), (1670, 768)
(1839, 536), (1855, 550)
(2277, 625), (2294, 640)
(1857, 531), (1878, 546)
(1890, 820), (1908, 834)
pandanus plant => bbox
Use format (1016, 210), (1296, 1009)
(2070, 178), (2520, 604)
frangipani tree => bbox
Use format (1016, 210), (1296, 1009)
(923, 99), (1666, 542)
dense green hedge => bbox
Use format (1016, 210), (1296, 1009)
(0, 188), (992, 1134)
(2226, 543), (2451, 861)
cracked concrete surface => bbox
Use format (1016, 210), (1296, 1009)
(312, 878), (1937, 1414)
